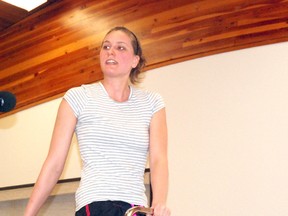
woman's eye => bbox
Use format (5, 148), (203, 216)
(118, 46), (126, 51)
(102, 45), (110, 50)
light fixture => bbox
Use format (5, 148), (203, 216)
(2, 0), (47, 11)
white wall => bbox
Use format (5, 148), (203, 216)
(0, 99), (81, 187)
(142, 42), (288, 216)
(1, 41), (288, 215)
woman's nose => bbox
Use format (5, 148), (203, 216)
(108, 47), (115, 56)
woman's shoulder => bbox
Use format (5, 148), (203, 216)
(133, 86), (163, 99)
(132, 86), (165, 113)
(66, 82), (100, 95)
(132, 87), (164, 108)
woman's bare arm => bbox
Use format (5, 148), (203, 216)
(149, 108), (170, 216)
(24, 99), (77, 216)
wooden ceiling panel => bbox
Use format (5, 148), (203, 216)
(0, 1), (28, 29)
(0, 0), (288, 117)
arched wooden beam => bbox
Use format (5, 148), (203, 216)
(1, 0), (288, 117)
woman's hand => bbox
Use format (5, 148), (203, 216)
(151, 203), (171, 216)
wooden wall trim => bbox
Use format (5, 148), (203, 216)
(1, 0), (288, 117)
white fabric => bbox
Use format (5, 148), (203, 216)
(64, 82), (165, 211)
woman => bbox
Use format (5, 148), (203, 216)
(24, 26), (170, 216)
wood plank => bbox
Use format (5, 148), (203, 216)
(1, 0), (288, 117)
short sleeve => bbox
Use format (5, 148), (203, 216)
(63, 86), (89, 118)
(151, 92), (165, 115)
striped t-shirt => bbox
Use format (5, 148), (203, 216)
(64, 82), (165, 211)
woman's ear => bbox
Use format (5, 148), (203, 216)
(132, 55), (140, 68)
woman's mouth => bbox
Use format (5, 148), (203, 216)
(106, 59), (118, 65)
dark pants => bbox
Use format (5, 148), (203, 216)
(75, 200), (145, 216)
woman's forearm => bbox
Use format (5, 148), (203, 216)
(24, 156), (64, 216)
(150, 159), (169, 206)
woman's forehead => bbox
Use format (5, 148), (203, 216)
(104, 30), (132, 43)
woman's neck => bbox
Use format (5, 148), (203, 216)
(101, 79), (131, 102)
